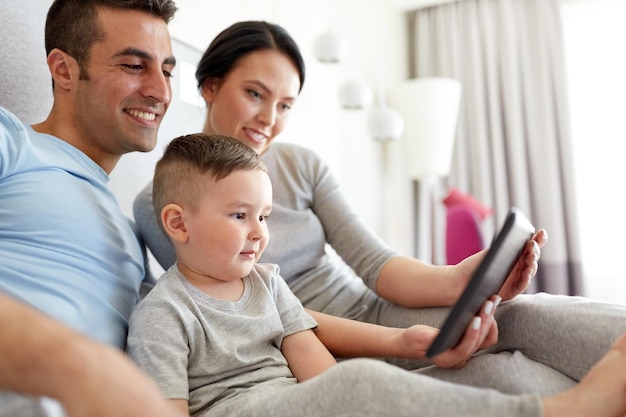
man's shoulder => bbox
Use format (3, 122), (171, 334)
(0, 106), (28, 138)
(0, 107), (33, 176)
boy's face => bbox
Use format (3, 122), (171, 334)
(179, 169), (272, 282)
(65, 7), (176, 170)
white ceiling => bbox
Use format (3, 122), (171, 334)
(169, 0), (457, 51)
(389, 0), (458, 10)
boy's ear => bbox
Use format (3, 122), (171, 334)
(161, 203), (188, 243)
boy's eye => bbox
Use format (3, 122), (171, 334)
(232, 213), (245, 220)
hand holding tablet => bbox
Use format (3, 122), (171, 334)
(426, 207), (535, 359)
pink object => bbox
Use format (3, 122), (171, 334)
(445, 205), (485, 265)
(443, 187), (493, 220)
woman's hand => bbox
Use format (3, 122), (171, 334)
(498, 229), (548, 301)
(398, 295), (501, 368)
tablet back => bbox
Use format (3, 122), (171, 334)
(426, 207), (535, 358)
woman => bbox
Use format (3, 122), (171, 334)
(133, 21), (626, 390)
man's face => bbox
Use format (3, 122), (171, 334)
(70, 7), (175, 170)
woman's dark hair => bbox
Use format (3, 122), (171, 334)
(195, 21), (305, 93)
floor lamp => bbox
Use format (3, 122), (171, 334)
(391, 78), (462, 263)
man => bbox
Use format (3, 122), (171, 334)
(0, 1), (184, 416)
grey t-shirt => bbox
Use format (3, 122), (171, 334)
(133, 142), (398, 317)
(127, 262), (317, 416)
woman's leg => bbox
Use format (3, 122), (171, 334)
(348, 291), (626, 392)
(358, 294), (577, 395)
(416, 350), (575, 395)
(492, 293), (626, 380)
(211, 359), (542, 417)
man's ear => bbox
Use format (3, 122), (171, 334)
(47, 48), (79, 91)
(161, 203), (188, 243)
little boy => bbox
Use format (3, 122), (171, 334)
(126, 133), (336, 416)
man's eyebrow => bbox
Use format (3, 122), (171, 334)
(113, 47), (177, 67)
(164, 56), (177, 67)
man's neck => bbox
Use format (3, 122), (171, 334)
(32, 116), (120, 175)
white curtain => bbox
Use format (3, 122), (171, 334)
(407, 0), (583, 295)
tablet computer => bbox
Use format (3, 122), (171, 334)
(426, 207), (535, 359)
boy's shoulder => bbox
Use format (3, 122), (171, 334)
(135, 266), (185, 308)
(250, 262), (282, 287)
(250, 263), (283, 294)
(252, 262), (280, 278)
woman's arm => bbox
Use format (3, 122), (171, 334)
(375, 256), (465, 308)
(305, 147), (544, 308)
(375, 229), (547, 308)
(281, 329), (336, 382)
(0, 293), (184, 417)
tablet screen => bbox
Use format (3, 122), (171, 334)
(426, 207), (535, 359)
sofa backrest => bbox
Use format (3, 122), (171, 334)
(0, 0), (53, 123)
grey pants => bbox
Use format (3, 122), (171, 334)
(209, 358), (543, 417)
(353, 292), (626, 394)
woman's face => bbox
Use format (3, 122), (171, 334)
(201, 49), (301, 155)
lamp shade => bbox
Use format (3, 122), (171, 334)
(338, 79), (373, 109)
(313, 30), (345, 63)
(366, 105), (404, 141)
(390, 77), (462, 179)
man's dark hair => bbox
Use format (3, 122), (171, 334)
(45, 0), (177, 79)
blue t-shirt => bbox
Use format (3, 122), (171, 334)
(0, 107), (145, 349)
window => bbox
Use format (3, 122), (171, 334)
(561, 0), (626, 304)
